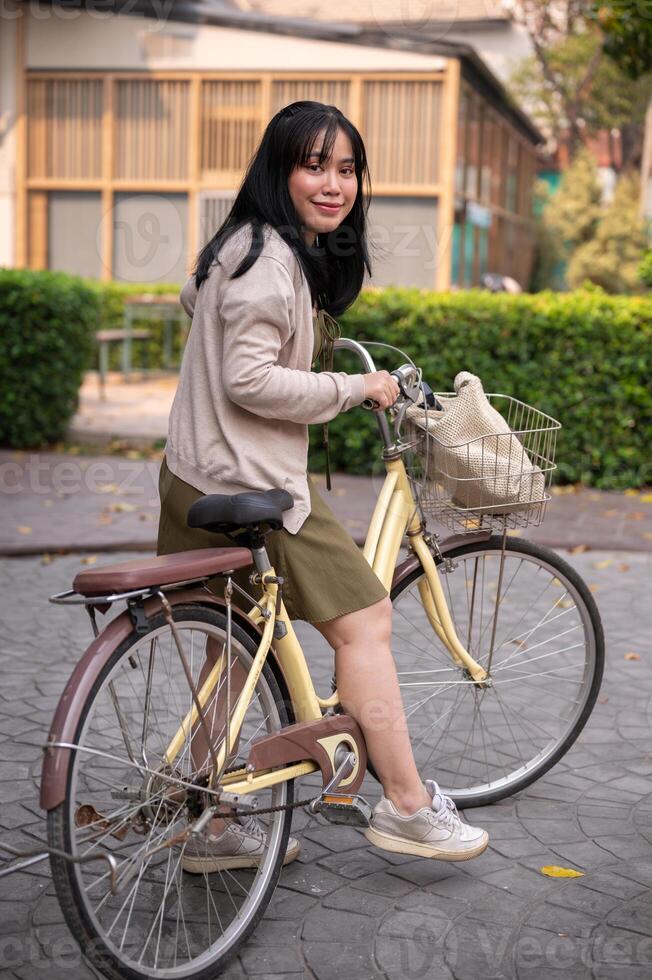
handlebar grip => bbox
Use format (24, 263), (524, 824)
(361, 397), (381, 411)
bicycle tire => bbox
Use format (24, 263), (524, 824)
(47, 604), (294, 980)
(378, 536), (604, 808)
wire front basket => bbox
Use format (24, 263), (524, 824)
(404, 393), (561, 533)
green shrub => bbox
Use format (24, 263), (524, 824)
(0, 268), (99, 448)
(309, 287), (652, 490)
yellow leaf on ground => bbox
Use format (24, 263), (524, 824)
(618, 563), (630, 572)
(592, 559), (613, 570)
(97, 483), (121, 494)
(640, 494), (652, 503)
(588, 584), (599, 592)
(17, 525), (32, 535)
(624, 652), (641, 661)
(540, 865), (584, 879)
(569, 544), (588, 554)
(644, 532), (652, 541)
(624, 489), (640, 497)
(108, 502), (138, 513)
(81, 555), (98, 565)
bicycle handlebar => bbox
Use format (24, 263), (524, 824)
(333, 337), (423, 449)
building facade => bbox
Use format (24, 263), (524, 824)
(1, 2), (542, 290)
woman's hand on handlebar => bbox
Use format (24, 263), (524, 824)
(362, 371), (401, 411)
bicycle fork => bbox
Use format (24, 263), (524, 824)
(410, 532), (488, 684)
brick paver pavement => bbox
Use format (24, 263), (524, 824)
(0, 548), (651, 978)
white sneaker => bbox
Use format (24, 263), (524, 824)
(182, 813), (301, 873)
(364, 779), (488, 861)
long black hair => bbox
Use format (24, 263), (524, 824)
(193, 101), (372, 317)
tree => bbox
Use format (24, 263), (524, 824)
(592, 1), (652, 79)
(542, 148), (603, 258)
(567, 171), (648, 291)
(508, 1), (651, 164)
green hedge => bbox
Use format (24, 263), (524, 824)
(0, 268), (99, 448)
(3, 268), (650, 489)
(308, 287), (652, 490)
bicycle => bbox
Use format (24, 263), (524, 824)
(42, 338), (604, 979)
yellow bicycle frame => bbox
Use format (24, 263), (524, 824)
(164, 455), (486, 793)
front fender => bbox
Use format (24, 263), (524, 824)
(40, 589), (267, 812)
(391, 530), (492, 593)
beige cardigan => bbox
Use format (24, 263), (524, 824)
(164, 223), (366, 533)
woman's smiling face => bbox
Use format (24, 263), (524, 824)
(288, 127), (358, 245)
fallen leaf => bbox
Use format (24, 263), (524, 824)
(598, 696), (609, 704)
(40, 553), (53, 565)
(640, 494), (652, 503)
(626, 512), (645, 521)
(569, 544), (588, 554)
(97, 514), (113, 526)
(108, 502), (138, 513)
(592, 559), (613, 570)
(81, 555), (98, 565)
(587, 493), (601, 502)
(624, 489), (640, 497)
(618, 563), (630, 572)
(42, 499), (53, 508)
(97, 483), (121, 494)
(588, 584), (599, 593)
(624, 652), (641, 661)
(17, 525), (32, 535)
(539, 865), (584, 879)
(602, 509), (619, 518)
(644, 532), (652, 541)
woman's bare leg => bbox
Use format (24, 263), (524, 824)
(313, 596), (431, 815)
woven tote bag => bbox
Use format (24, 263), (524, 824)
(406, 372), (545, 514)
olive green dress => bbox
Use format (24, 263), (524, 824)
(156, 313), (388, 623)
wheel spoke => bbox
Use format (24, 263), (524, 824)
(391, 540), (601, 805)
(53, 611), (292, 977)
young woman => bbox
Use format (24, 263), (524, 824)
(157, 101), (488, 872)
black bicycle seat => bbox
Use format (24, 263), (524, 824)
(187, 488), (294, 534)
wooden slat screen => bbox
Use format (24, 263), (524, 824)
(200, 80), (261, 180)
(27, 79), (103, 179)
(362, 80), (442, 186)
(115, 80), (189, 180)
(270, 80), (350, 115)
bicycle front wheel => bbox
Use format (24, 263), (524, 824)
(48, 604), (293, 980)
(390, 536), (604, 807)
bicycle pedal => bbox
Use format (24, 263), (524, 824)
(311, 793), (372, 827)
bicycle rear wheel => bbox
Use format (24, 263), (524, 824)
(48, 604), (293, 980)
(389, 536), (604, 807)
